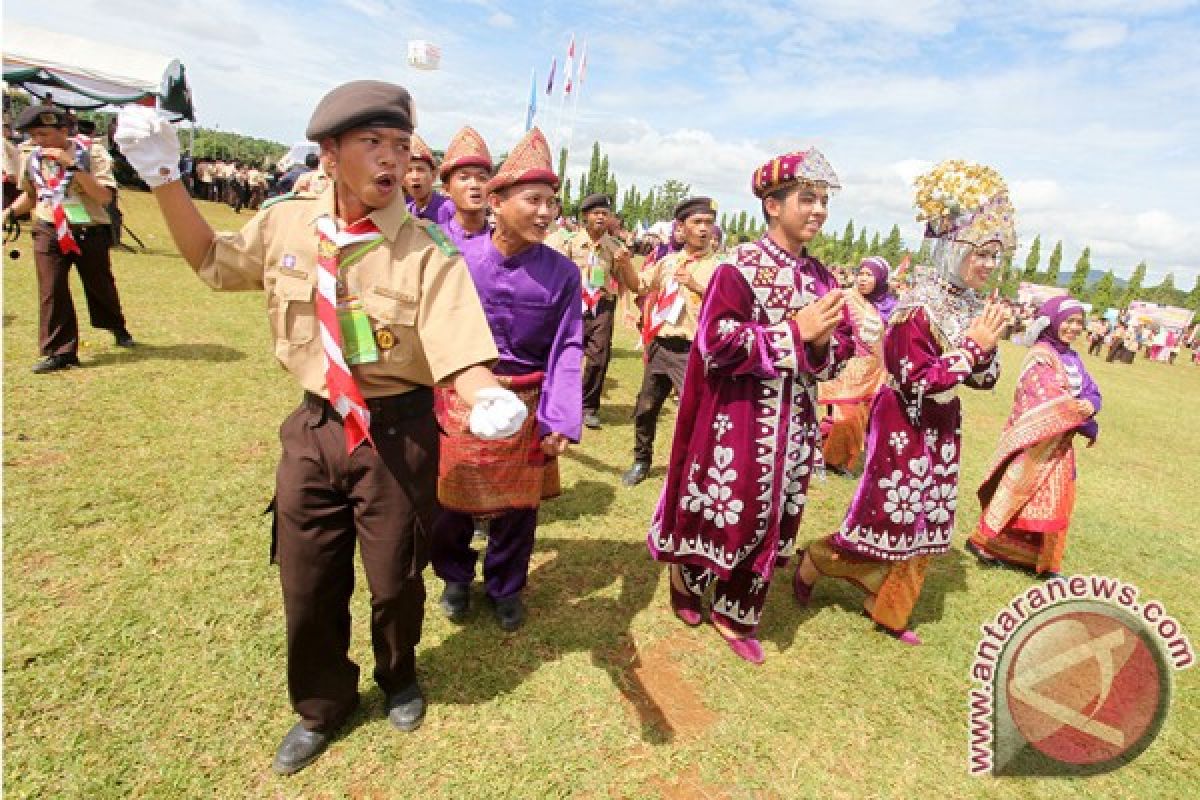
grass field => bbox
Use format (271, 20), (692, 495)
(4, 191), (1198, 799)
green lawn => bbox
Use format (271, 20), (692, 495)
(4, 191), (1198, 799)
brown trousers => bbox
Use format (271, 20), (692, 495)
(273, 390), (437, 732)
(32, 224), (127, 357)
(582, 295), (617, 413)
(632, 337), (690, 463)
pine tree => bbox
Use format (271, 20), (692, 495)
(1187, 275), (1200, 312)
(561, 177), (572, 217)
(1000, 253), (1020, 298)
(1120, 261), (1147, 308)
(1149, 272), (1177, 304)
(881, 224), (904, 264)
(1090, 270), (1116, 311)
(556, 147), (568, 184)
(869, 232), (881, 254)
(1022, 235), (1042, 281)
(585, 142), (601, 196)
(1046, 240), (1063, 286)
(598, 155), (611, 199)
(840, 220), (855, 263)
(737, 210), (749, 237)
(854, 230), (869, 263)
(1068, 246), (1091, 297)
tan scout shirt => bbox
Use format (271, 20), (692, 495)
(543, 225), (574, 254)
(197, 189), (498, 398)
(18, 141), (116, 226)
(559, 231), (632, 296)
(638, 249), (720, 340)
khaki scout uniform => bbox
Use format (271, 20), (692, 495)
(557, 231), (631, 415)
(199, 188), (498, 732)
(18, 141), (130, 357)
(631, 249), (719, 464)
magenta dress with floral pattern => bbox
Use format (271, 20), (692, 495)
(648, 236), (854, 627)
(831, 296), (999, 561)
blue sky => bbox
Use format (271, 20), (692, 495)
(6, 0), (1199, 284)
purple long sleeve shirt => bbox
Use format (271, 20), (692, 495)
(407, 190), (456, 225)
(440, 215), (492, 251)
(458, 234), (584, 442)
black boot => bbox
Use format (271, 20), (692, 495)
(621, 461), (651, 487)
(272, 723), (333, 775)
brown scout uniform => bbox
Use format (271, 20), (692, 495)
(18, 139), (130, 358)
(631, 249), (719, 464)
(556, 230), (631, 415)
(198, 187), (498, 732)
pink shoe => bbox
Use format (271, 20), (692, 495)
(669, 582), (703, 627)
(715, 627), (765, 664)
(877, 624), (922, 646)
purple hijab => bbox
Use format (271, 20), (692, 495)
(860, 256), (898, 322)
(1036, 295), (1102, 439)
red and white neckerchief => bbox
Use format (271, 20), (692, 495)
(28, 140), (87, 256)
(314, 214), (385, 454)
(641, 255), (689, 347)
(581, 286), (603, 315)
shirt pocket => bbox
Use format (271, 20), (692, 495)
(362, 286), (419, 364)
(271, 271), (317, 345)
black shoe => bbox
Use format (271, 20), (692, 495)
(386, 682), (426, 732)
(493, 593), (526, 632)
(439, 581), (470, 622)
(1038, 570), (1064, 581)
(272, 722), (332, 776)
(31, 353), (80, 374)
(621, 461), (651, 488)
(113, 330), (136, 348)
(583, 412), (602, 430)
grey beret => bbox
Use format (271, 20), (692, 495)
(305, 80), (416, 140)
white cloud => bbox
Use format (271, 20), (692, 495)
(488, 11), (515, 29)
(1062, 20), (1129, 51)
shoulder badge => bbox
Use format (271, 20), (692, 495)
(419, 221), (460, 257)
(261, 191), (305, 210)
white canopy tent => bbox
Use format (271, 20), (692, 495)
(3, 22), (194, 120)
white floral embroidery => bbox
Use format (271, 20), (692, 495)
(889, 431), (909, 452)
(924, 482), (957, 525)
(682, 446), (743, 528)
(712, 413), (733, 439)
(924, 429), (938, 448)
(883, 484), (919, 525)
(750, 574), (766, 594)
(898, 357), (914, 383)
(717, 318), (740, 337)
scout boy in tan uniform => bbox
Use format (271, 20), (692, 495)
(622, 197), (720, 486)
(3, 104), (135, 373)
(115, 80), (528, 775)
(552, 193), (635, 428)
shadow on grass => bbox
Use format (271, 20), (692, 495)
(420, 535), (682, 743)
(760, 545), (970, 649)
(596, 403), (634, 426)
(84, 342), (247, 366)
(541, 479), (617, 522)
(561, 448), (626, 477)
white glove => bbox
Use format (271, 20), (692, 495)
(468, 387), (528, 441)
(113, 106), (181, 188)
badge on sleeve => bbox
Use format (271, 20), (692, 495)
(375, 327), (396, 351)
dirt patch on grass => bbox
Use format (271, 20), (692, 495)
(616, 631), (718, 742)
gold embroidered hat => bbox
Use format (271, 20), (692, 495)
(485, 127), (559, 193)
(913, 159), (1017, 252)
(439, 126), (493, 181)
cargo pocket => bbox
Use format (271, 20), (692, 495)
(362, 286), (418, 365)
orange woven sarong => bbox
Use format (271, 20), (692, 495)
(435, 372), (561, 516)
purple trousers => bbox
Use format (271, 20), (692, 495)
(431, 508), (538, 600)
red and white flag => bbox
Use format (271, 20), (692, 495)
(545, 56), (557, 95)
(578, 41), (588, 89)
(563, 34), (576, 96)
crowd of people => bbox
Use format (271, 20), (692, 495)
(3, 78), (1191, 777)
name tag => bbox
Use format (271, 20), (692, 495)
(62, 199), (92, 225)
